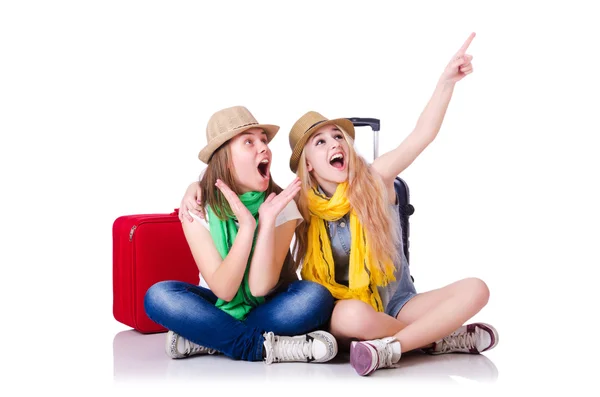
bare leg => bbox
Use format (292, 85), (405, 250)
(347, 278), (496, 376)
(393, 277), (490, 352)
(329, 299), (408, 351)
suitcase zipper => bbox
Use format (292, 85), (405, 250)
(129, 225), (137, 241)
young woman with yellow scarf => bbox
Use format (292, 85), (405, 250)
(288, 33), (499, 376)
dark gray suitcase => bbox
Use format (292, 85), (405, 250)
(347, 118), (415, 276)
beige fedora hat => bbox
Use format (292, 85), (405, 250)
(198, 106), (280, 164)
(288, 111), (355, 173)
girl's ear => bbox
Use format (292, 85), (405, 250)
(306, 160), (313, 172)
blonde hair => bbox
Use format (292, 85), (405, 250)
(292, 127), (400, 275)
(198, 143), (281, 221)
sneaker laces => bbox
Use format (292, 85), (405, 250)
(375, 338), (395, 369)
(264, 332), (314, 364)
(184, 339), (217, 356)
(438, 331), (477, 353)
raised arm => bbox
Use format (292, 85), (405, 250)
(248, 178), (302, 296)
(372, 32), (476, 200)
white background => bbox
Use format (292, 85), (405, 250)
(2, 0), (599, 395)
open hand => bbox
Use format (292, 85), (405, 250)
(215, 179), (257, 230)
(258, 178), (301, 224)
(179, 182), (203, 222)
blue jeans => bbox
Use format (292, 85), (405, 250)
(144, 280), (334, 362)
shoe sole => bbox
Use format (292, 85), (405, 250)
(165, 330), (182, 359)
(309, 331), (339, 363)
(350, 341), (377, 376)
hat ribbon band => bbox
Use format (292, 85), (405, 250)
(234, 122), (259, 130)
(306, 119), (327, 133)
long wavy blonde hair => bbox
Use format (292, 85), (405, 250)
(292, 127), (400, 275)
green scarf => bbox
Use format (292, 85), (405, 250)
(207, 191), (265, 320)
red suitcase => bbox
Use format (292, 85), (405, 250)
(113, 208), (199, 334)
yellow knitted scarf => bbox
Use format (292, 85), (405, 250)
(300, 182), (396, 312)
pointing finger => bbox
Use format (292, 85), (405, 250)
(455, 32), (476, 56)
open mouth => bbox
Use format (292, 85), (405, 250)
(329, 153), (345, 170)
(257, 159), (270, 179)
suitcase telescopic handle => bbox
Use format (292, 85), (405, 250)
(347, 117), (381, 159)
(347, 118), (380, 131)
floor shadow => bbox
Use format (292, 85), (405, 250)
(113, 329), (499, 384)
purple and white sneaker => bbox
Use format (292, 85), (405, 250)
(426, 322), (499, 355)
(350, 337), (402, 376)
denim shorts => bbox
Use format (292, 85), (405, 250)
(383, 253), (418, 318)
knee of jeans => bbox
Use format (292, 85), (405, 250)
(144, 280), (177, 315)
(292, 281), (334, 311)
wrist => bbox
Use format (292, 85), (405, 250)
(258, 217), (276, 229)
(239, 221), (257, 233)
(437, 77), (456, 90)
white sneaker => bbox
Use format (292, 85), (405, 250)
(165, 330), (219, 359)
(350, 337), (402, 376)
(263, 331), (338, 364)
(426, 322), (499, 355)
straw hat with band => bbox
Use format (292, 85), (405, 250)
(198, 106), (280, 164)
(288, 111), (355, 173)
